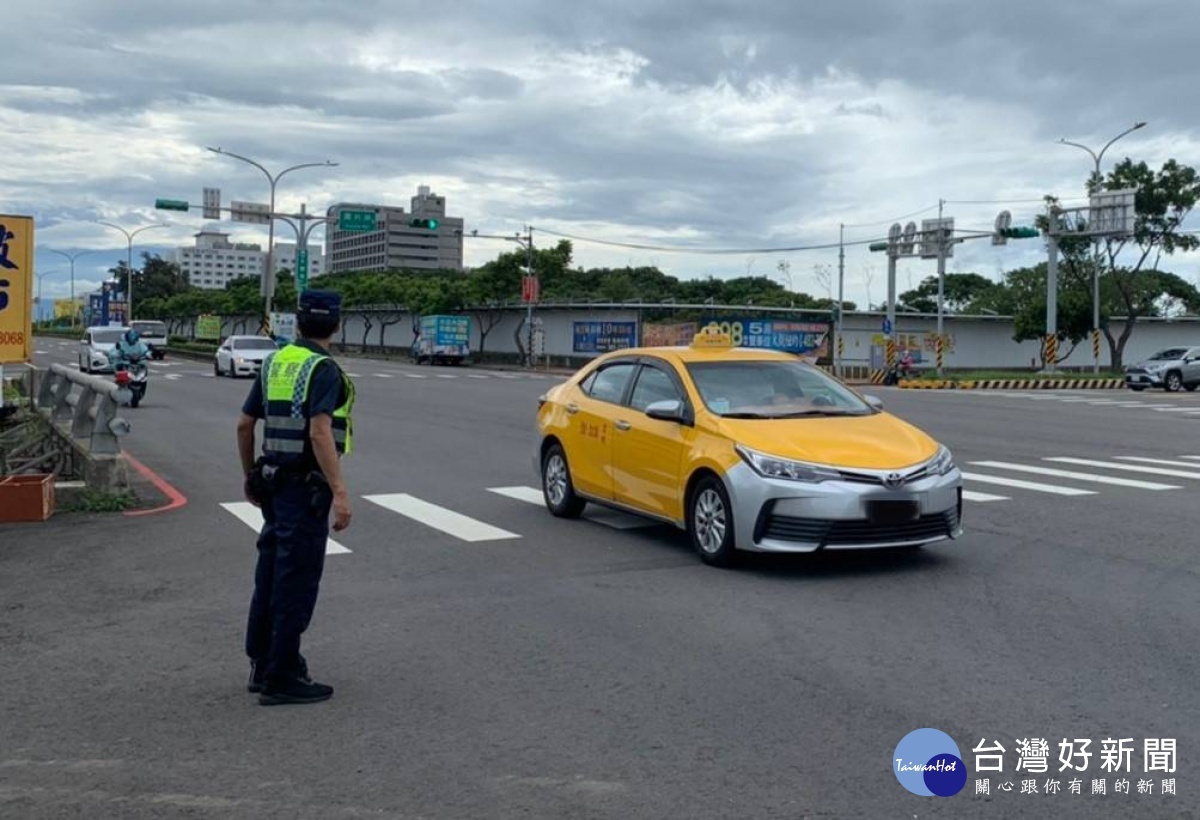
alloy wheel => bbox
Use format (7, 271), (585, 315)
(693, 488), (727, 554)
(545, 453), (568, 507)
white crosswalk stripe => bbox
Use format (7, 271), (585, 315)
(968, 461), (1179, 490)
(1045, 457), (1200, 479)
(1115, 456), (1200, 469)
(961, 490), (1009, 502)
(220, 502), (351, 554)
(488, 486), (655, 529)
(960, 472), (1095, 496)
(364, 493), (520, 541)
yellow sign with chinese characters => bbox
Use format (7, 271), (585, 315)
(693, 324), (735, 348)
(0, 215), (34, 364)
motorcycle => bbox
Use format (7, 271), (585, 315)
(882, 361), (915, 386)
(114, 358), (149, 408)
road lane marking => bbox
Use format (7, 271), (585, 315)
(1179, 455), (1200, 460)
(436, 374), (457, 379)
(467, 374), (490, 379)
(373, 374), (394, 378)
(969, 461), (1179, 490)
(344, 372), (363, 377)
(959, 472), (1095, 496)
(961, 490), (1009, 502)
(487, 485), (669, 529)
(1152, 407), (1200, 413)
(1115, 456), (1200, 469)
(363, 493), (519, 542)
(219, 502), (351, 554)
(1118, 404), (1175, 409)
(1045, 458), (1200, 479)
(404, 374), (427, 379)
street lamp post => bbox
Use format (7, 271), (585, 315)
(35, 270), (60, 324)
(96, 222), (171, 322)
(45, 249), (100, 327)
(1058, 121), (1147, 373)
(206, 148), (337, 322)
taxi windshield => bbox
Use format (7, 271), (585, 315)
(685, 360), (873, 418)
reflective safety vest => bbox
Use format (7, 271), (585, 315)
(261, 344), (355, 463)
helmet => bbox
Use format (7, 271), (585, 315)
(124, 329), (140, 344)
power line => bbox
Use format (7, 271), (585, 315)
(531, 226), (887, 255)
(841, 203), (941, 229)
(944, 196), (1089, 205)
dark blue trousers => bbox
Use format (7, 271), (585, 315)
(245, 475), (331, 683)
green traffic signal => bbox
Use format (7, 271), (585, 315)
(869, 242), (889, 252)
(155, 198), (190, 211)
(408, 217), (439, 230)
(1002, 227), (1039, 239)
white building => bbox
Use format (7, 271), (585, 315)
(175, 230), (324, 289)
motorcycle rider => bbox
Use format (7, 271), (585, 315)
(108, 328), (151, 370)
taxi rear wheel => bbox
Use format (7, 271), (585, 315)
(688, 475), (737, 567)
(542, 443), (585, 518)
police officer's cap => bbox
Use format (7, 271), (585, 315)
(298, 290), (342, 319)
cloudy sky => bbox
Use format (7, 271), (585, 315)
(6, 0), (1199, 315)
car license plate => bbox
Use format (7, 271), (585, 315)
(867, 500), (921, 525)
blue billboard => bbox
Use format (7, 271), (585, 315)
(699, 317), (830, 362)
(573, 321), (637, 353)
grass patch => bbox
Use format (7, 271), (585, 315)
(63, 489), (139, 513)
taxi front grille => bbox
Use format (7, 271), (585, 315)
(759, 510), (956, 546)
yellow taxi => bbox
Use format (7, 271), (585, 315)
(534, 328), (963, 566)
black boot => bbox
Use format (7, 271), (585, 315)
(248, 655), (310, 693)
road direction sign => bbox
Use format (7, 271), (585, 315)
(203, 187), (221, 220)
(882, 318), (892, 335)
(338, 210), (376, 232)
(296, 249), (309, 291)
(231, 201), (270, 224)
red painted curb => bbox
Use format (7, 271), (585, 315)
(122, 452), (188, 517)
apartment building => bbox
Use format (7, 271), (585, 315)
(174, 230), (324, 290)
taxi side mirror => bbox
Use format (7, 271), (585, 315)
(863, 394), (884, 411)
(645, 399), (686, 423)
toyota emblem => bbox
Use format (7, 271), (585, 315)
(883, 472), (903, 489)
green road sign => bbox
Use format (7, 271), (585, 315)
(155, 198), (190, 212)
(338, 210), (376, 232)
(296, 249), (309, 291)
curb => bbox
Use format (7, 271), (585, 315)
(898, 378), (1125, 390)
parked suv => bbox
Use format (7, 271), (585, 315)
(1125, 346), (1200, 392)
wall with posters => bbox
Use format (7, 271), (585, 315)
(699, 316), (830, 363)
(572, 321), (638, 353)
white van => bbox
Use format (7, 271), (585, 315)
(131, 320), (169, 360)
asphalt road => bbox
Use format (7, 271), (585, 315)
(3, 337), (1200, 819)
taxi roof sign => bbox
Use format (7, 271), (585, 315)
(691, 327), (734, 348)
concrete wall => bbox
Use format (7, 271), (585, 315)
(181, 307), (1200, 370)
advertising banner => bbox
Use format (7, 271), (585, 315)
(573, 321), (637, 354)
(196, 314), (222, 340)
(642, 321), (697, 347)
(700, 317), (830, 363)
(0, 215), (34, 363)
(270, 312), (296, 343)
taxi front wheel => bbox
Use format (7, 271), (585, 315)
(688, 475), (738, 567)
(542, 443), (586, 518)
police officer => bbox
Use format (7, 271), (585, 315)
(236, 290), (355, 705)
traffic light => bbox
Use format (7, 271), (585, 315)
(869, 241), (889, 252)
(408, 217), (439, 230)
(155, 198), (190, 211)
(1001, 227), (1040, 239)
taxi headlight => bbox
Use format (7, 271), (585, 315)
(735, 445), (841, 483)
(930, 445), (955, 476)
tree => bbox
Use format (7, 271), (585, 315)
(110, 253), (190, 315)
(898, 273), (1004, 315)
(1042, 158), (1200, 368)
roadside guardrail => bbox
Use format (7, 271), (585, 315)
(37, 364), (132, 455)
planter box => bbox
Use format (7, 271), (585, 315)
(0, 474), (56, 523)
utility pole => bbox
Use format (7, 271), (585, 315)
(935, 198), (947, 376)
(271, 202), (331, 302)
(1058, 122), (1147, 373)
(525, 225), (535, 369)
(836, 223), (844, 377)
(45, 249), (99, 328)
